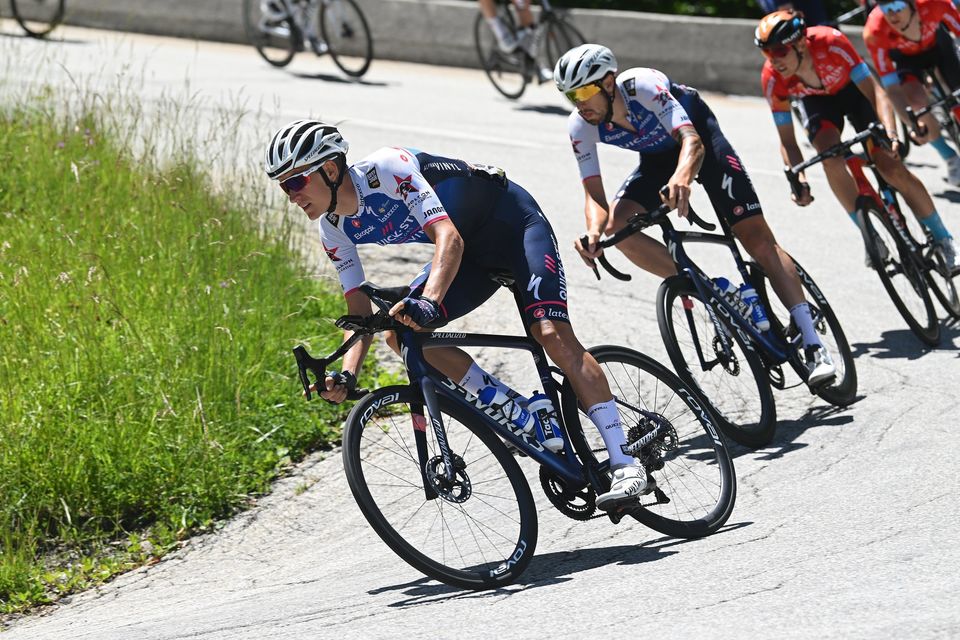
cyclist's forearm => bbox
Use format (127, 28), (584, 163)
(422, 231), (464, 303)
(341, 332), (373, 377)
(585, 199), (608, 236)
(672, 128), (704, 185)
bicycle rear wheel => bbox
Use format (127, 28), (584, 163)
(748, 259), (857, 407)
(11, 0), (64, 38)
(320, 0), (373, 78)
(473, 9), (527, 99)
(560, 345), (736, 538)
(914, 226), (960, 320)
(243, 0), (298, 68)
(861, 203), (940, 346)
(657, 275), (777, 448)
(342, 386), (538, 590)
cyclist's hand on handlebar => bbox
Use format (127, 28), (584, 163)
(661, 181), (691, 218)
(909, 123), (930, 145)
(575, 231), (603, 267)
(389, 295), (440, 331)
(791, 181), (814, 207)
(317, 372), (354, 404)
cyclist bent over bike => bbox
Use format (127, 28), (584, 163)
(755, 10), (959, 272)
(864, 0), (960, 185)
(264, 119), (647, 509)
(554, 44), (837, 386)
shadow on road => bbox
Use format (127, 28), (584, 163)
(290, 71), (387, 87)
(515, 104), (569, 116)
(0, 31), (85, 45)
(368, 521), (752, 607)
(724, 402), (856, 462)
(851, 321), (959, 359)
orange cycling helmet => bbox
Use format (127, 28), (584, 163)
(754, 10), (807, 49)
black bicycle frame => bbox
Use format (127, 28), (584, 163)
(661, 221), (792, 367)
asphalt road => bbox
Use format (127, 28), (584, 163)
(2, 23), (959, 640)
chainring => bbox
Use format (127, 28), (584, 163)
(538, 466), (596, 521)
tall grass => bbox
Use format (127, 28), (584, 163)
(0, 107), (372, 612)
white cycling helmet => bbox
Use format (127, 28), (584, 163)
(553, 44), (618, 92)
(264, 119), (349, 180)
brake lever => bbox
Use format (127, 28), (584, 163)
(580, 234), (601, 280)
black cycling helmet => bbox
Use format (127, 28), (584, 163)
(754, 10), (807, 49)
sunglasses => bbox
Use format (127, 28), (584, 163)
(279, 164), (322, 195)
(879, 0), (909, 14)
(761, 44), (793, 60)
(564, 83), (603, 104)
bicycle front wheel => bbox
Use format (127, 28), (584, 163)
(473, 9), (527, 99)
(748, 259), (858, 407)
(862, 203), (940, 346)
(320, 0), (373, 78)
(561, 346), (736, 538)
(11, 0), (65, 38)
(243, 0), (298, 67)
(541, 14), (586, 72)
(657, 275), (777, 448)
(342, 386), (538, 590)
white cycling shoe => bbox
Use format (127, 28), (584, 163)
(596, 463), (652, 510)
(945, 155), (960, 187)
(805, 345), (836, 388)
(934, 237), (960, 276)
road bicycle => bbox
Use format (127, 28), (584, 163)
(590, 194), (857, 448)
(905, 65), (960, 160)
(473, 0), (585, 100)
(243, 0), (373, 78)
(294, 278), (736, 589)
(9, 0), (64, 38)
(787, 123), (960, 347)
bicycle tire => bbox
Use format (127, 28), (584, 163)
(560, 345), (736, 538)
(473, 9), (527, 100)
(243, 0), (298, 68)
(320, 0), (373, 78)
(657, 274), (777, 448)
(541, 13), (586, 72)
(861, 203), (940, 346)
(747, 259), (858, 407)
(11, 0), (64, 38)
(926, 248), (960, 319)
(342, 385), (538, 590)
(898, 119), (911, 159)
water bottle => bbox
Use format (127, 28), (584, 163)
(526, 391), (564, 452)
(739, 282), (771, 331)
(477, 386), (534, 434)
(712, 277), (739, 302)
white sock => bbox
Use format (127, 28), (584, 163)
(459, 362), (521, 400)
(485, 16), (510, 41)
(587, 399), (635, 468)
(790, 302), (822, 349)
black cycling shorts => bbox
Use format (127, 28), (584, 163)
(614, 84), (764, 227)
(797, 82), (876, 141)
(409, 180), (569, 328)
(890, 23), (960, 90)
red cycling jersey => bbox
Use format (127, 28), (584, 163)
(762, 27), (871, 122)
(863, 0), (960, 81)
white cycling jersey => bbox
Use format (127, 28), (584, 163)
(319, 147), (450, 295)
(567, 67), (693, 181)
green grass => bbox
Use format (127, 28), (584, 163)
(0, 107), (382, 613)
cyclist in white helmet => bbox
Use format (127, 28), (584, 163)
(555, 44), (837, 387)
(266, 119), (653, 509)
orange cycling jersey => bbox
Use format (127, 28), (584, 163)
(864, 0), (960, 85)
(761, 27), (872, 126)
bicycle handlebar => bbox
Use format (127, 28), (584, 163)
(905, 86), (960, 136)
(584, 186), (717, 281)
(294, 280), (423, 403)
(784, 122), (890, 200)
